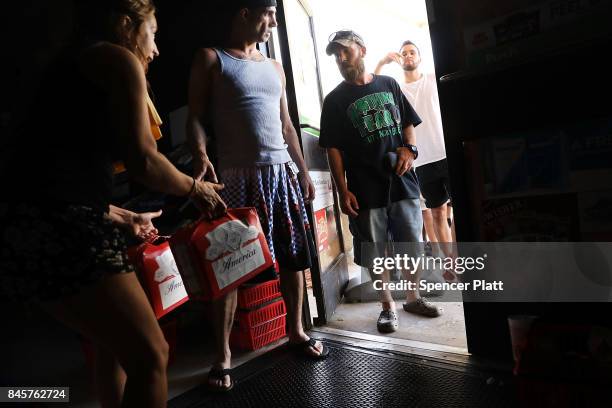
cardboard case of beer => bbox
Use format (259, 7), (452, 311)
(169, 207), (274, 300)
(128, 239), (190, 319)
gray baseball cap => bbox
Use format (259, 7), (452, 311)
(325, 30), (365, 56)
(230, 0), (277, 7)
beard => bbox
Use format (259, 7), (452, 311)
(402, 61), (418, 72)
(340, 58), (365, 82)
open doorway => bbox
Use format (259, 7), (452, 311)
(279, 0), (468, 354)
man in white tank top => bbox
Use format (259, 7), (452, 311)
(186, 0), (327, 393)
(375, 41), (455, 263)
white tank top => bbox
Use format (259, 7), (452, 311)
(211, 48), (291, 170)
(400, 73), (446, 167)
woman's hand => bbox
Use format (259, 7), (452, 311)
(130, 210), (162, 242)
(107, 205), (163, 242)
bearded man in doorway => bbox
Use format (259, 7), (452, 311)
(319, 30), (442, 336)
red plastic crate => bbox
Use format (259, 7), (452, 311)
(230, 314), (286, 350)
(237, 278), (281, 309)
(234, 298), (286, 330)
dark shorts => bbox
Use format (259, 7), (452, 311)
(416, 159), (451, 209)
(219, 162), (313, 276)
(0, 203), (134, 303)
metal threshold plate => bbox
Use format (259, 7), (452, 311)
(169, 339), (517, 407)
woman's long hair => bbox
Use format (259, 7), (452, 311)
(75, 0), (156, 67)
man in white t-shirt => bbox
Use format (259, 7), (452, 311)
(375, 40), (454, 259)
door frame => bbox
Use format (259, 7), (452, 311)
(275, 0), (350, 326)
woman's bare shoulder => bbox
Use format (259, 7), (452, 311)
(78, 42), (145, 88)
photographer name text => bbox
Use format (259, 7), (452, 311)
(373, 279), (504, 292)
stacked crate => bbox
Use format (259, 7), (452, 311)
(230, 279), (287, 350)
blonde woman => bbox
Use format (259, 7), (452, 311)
(1, 1), (225, 406)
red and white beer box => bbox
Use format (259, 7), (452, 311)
(128, 239), (190, 319)
(169, 207), (274, 301)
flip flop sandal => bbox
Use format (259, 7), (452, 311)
(289, 338), (330, 360)
(207, 367), (234, 393)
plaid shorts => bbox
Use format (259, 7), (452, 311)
(219, 162), (312, 273)
(0, 203), (133, 303)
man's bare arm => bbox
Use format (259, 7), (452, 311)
(395, 124), (417, 176)
(374, 52), (403, 75)
(272, 60), (315, 202)
(186, 48), (218, 182)
(326, 147), (359, 217)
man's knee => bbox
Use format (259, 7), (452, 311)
(431, 205), (447, 220)
(213, 289), (237, 307)
(279, 267), (305, 281)
(279, 269), (303, 295)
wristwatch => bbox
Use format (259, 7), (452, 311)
(404, 144), (418, 160)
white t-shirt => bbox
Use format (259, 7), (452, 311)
(400, 73), (446, 167)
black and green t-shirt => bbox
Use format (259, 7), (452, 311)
(319, 75), (422, 209)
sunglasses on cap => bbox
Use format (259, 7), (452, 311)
(328, 30), (364, 44)
(326, 30), (365, 55)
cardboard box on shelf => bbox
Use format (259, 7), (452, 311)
(462, 0), (612, 69)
